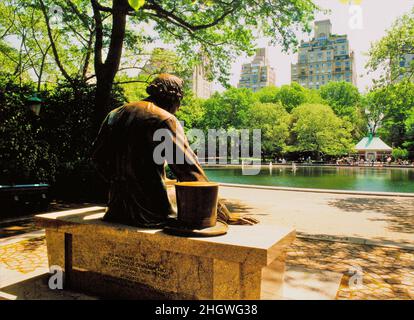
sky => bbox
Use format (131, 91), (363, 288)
(218, 0), (414, 93)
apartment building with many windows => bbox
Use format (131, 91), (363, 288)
(291, 20), (357, 89)
(238, 48), (276, 92)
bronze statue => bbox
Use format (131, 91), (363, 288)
(92, 74), (257, 228)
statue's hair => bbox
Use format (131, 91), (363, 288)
(146, 73), (184, 101)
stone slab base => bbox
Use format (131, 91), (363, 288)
(36, 207), (296, 300)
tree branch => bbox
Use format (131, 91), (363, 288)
(66, 0), (93, 31)
(82, 31), (94, 78)
(113, 79), (150, 85)
(142, 0), (237, 32)
(91, 0), (104, 68)
(92, 1), (113, 13)
(38, 0), (73, 83)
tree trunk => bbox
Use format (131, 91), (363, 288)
(94, 0), (129, 127)
(94, 76), (115, 125)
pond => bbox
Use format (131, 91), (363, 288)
(204, 166), (414, 193)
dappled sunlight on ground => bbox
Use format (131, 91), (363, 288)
(288, 238), (414, 300)
(328, 197), (414, 234)
(1, 232), (413, 299)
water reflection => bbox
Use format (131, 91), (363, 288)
(204, 166), (414, 193)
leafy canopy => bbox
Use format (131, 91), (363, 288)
(289, 103), (353, 156)
(247, 102), (291, 155)
(367, 6), (414, 84)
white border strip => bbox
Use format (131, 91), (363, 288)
(218, 182), (414, 198)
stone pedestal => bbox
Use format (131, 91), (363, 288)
(36, 207), (295, 300)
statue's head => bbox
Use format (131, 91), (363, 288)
(146, 74), (184, 114)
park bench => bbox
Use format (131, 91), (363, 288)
(0, 184), (49, 218)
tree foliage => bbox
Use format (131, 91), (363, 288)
(276, 82), (308, 112)
(289, 104), (353, 157)
(247, 102), (290, 156)
(319, 81), (364, 139)
(392, 147), (409, 160)
(319, 81), (360, 115)
(0, 73), (57, 184)
(0, 0), (319, 120)
(202, 87), (257, 129)
(176, 92), (206, 130)
(0, 73), (125, 190)
(367, 6), (414, 84)
(368, 80), (414, 149)
(253, 85), (280, 104)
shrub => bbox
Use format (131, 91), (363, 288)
(392, 147), (409, 160)
(0, 74), (126, 201)
(0, 73), (57, 184)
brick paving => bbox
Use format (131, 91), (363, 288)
(288, 238), (414, 300)
(0, 201), (100, 239)
(0, 220), (40, 239)
(1, 232), (413, 299)
(0, 236), (47, 274)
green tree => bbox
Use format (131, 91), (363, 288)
(319, 81), (364, 138)
(247, 102), (290, 156)
(367, 6), (414, 84)
(254, 83), (324, 110)
(176, 92), (205, 130)
(0, 74), (57, 184)
(1, 0), (319, 125)
(276, 82), (307, 112)
(368, 80), (414, 148)
(405, 108), (414, 152)
(118, 47), (194, 102)
(0, 0), (101, 88)
(392, 147), (409, 160)
(202, 87), (258, 129)
(63, 0), (319, 121)
(319, 81), (360, 116)
(254, 86), (279, 104)
(289, 104), (353, 158)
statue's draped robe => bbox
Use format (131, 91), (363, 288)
(92, 101), (208, 228)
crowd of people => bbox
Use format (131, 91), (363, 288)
(335, 156), (413, 167)
(270, 156), (414, 167)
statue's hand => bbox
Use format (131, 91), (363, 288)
(165, 178), (177, 186)
(227, 213), (260, 225)
(217, 201), (259, 225)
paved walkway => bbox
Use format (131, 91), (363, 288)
(1, 189), (413, 300)
(289, 238), (414, 299)
(1, 234), (413, 299)
(220, 186), (414, 247)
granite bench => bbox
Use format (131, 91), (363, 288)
(36, 207), (295, 300)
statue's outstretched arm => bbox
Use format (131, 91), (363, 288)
(160, 117), (258, 226)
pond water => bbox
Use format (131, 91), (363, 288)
(204, 166), (414, 193)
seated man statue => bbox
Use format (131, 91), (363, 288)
(92, 73), (257, 228)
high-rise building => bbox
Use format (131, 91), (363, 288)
(238, 48), (276, 92)
(140, 48), (213, 99)
(291, 20), (357, 89)
(190, 56), (213, 99)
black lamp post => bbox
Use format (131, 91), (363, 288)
(27, 94), (43, 116)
